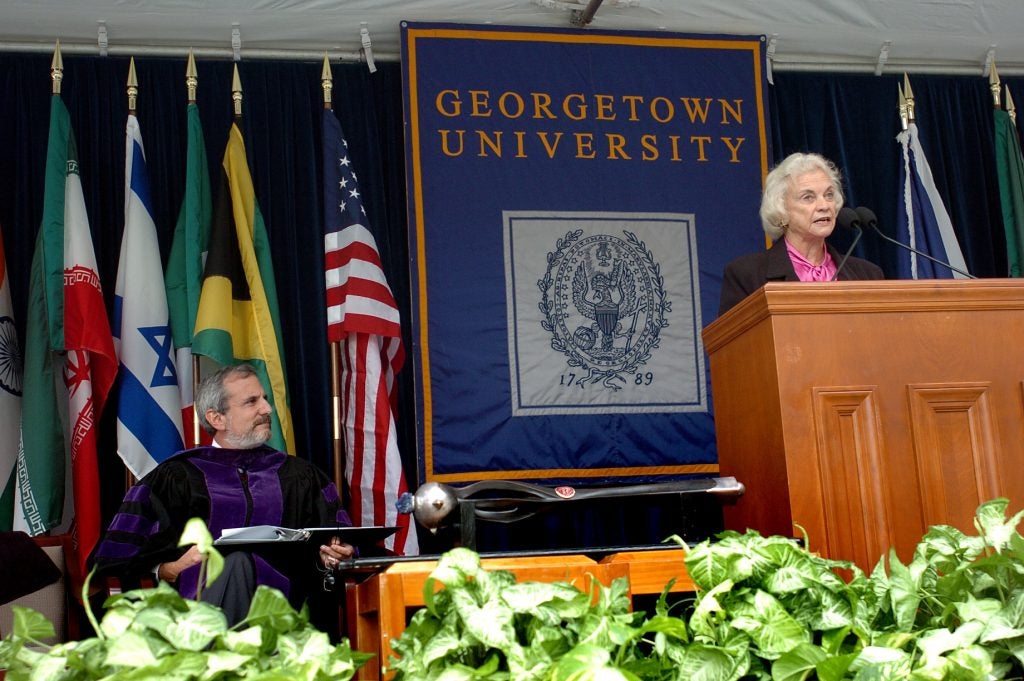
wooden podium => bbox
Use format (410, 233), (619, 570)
(702, 280), (1024, 570)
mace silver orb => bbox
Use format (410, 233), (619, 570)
(407, 481), (459, 531)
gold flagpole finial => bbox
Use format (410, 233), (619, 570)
(1007, 85), (1017, 128)
(231, 63), (243, 119)
(51, 40), (64, 95)
(897, 82), (909, 131)
(903, 73), (916, 124)
(186, 49), (198, 104)
(989, 61), (1002, 108)
(321, 54), (333, 110)
(127, 57), (139, 114)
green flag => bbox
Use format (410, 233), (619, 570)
(994, 107), (1024, 277)
(165, 102), (211, 446)
(193, 123), (294, 453)
(14, 97), (73, 535)
(14, 231), (66, 534)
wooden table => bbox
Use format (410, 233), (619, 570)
(345, 549), (694, 680)
(599, 548), (695, 593)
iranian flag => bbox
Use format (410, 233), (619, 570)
(61, 101), (117, 578)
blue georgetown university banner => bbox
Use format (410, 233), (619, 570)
(402, 23), (771, 484)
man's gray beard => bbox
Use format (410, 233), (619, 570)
(224, 427), (272, 449)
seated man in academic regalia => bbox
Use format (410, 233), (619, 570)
(92, 363), (354, 626)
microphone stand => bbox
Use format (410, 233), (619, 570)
(867, 223), (976, 279)
(831, 224), (863, 281)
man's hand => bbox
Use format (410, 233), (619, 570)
(319, 537), (355, 569)
(157, 545), (203, 582)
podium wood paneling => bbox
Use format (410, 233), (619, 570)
(702, 280), (1024, 570)
(811, 387), (892, 566)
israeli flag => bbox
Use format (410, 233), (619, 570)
(113, 116), (184, 478)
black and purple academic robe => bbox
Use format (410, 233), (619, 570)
(92, 445), (352, 603)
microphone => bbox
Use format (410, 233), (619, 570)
(831, 206), (864, 281)
(855, 206), (976, 279)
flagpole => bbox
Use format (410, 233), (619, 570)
(186, 50), (203, 448)
(898, 74), (972, 279)
(125, 57), (139, 490)
(232, 63), (243, 120)
(902, 73), (916, 125)
(186, 50), (197, 104)
(990, 62), (1002, 109)
(50, 37), (120, 578)
(51, 40), (62, 95)
(127, 57), (137, 115)
(322, 54), (346, 501)
(195, 63), (296, 453)
(319, 55), (417, 553)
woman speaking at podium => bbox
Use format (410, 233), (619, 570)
(718, 152), (883, 315)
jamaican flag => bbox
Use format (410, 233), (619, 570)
(193, 123), (294, 453)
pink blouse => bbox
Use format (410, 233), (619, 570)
(785, 239), (836, 282)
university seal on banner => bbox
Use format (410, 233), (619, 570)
(539, 229), (670, 390)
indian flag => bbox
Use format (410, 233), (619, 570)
(0, 223), (22, 530)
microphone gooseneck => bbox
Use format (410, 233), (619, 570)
(831, 206), (864, 281)
(855, 206), (976, 279)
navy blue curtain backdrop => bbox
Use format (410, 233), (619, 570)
(769, 72), (1010, 280)
(0, 53), (1021, 549)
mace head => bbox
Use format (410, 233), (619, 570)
(396, 481), (459, 532)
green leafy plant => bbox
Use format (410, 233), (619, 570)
(388, 546), (690, 680)
(388, 498), (1024, 680)
(0, 518), (372, 681)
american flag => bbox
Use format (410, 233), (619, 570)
(322, 108), (418, 556)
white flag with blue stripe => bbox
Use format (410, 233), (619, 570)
(896, 123), (970, 279)
(114, 115), (184, 478)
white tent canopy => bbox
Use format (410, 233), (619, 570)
(1, 0), (1023, 74)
